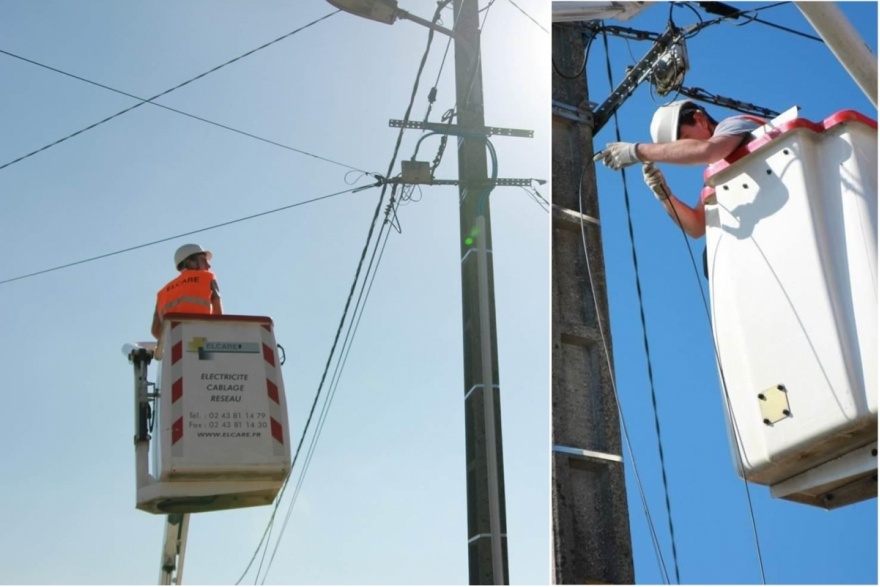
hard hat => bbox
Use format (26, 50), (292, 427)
(174, 244), (212, 270)
(650, 100), (693, 143)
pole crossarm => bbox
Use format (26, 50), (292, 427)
(590, 24), (685, 133)
(678, 86), (780, 118)
(388, 177), (536, 187)
(389, 118), (534, 138)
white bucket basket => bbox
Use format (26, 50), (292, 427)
(131, 314), (291, 514)
(704, 110), (877, 509)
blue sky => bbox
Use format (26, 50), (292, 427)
(0, 1), (876, 586)
(0, 1), (548, 584)
(584, 1), (878, 584)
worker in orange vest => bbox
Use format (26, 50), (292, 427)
(151, 244), (223, 338)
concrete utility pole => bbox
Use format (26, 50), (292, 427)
(327, 1), (510, 582)
(551, 22), (635, 584)
(454, 1), (508, 584)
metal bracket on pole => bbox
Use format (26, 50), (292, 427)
(552, 100), (594, 125)
(590, 24), (685, 134)
(553, 444), (623, 463)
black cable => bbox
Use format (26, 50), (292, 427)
(0, 11), (340, 174)
(738, 15), (822, 42)
(552, 25), (593, 79)
(507, 0), (548, 34)
(235, 183), (389, 587)
(0, 48), (367, 174)
(0, 183), (372, 286)
(662, 194), (768, 585)
(577, 160), (672, 585)
(240, 9), (441, 582)
(687, 1), (818, 42)
(602, 30), (682, 585)
(259, 185), (401, 586)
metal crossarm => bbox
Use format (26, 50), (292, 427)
(389, 119), (534, 138)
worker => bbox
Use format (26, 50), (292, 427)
(151, 244), (223, 338)
(594, 100), (765, 238)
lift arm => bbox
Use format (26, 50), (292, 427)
(159, 513), (190, 585)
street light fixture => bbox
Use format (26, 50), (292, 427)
(327, 0), (457, 38)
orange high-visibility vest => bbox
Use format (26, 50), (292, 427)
(156, 269), (217, 319)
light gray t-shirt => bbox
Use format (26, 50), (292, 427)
(713, 116), (763, 138)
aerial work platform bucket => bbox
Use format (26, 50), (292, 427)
(703, 110), (877, 509)
(125, 313), (291, 514)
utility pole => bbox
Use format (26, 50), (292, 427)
(327, 2), (514, 583)
(454, 0), (508, 584)
(551, 22), (635, 584)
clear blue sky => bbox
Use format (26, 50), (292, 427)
(0, 1), (548, 584)
(586, 1), (878, 584)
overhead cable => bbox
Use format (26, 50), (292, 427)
(577, 159), (671, 585)
(601, 29), (682, 584)
(0, 182), (374, 286)
(0, 10), (340, 174)
(507, 0), (549, 34)
(237, 5), (443, 582)
(663, 188), (769, 585)
(685, 1), (819, 41)
(0, 48), (367, 174)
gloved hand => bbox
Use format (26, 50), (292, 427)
(593, 142), (641, 170)
(642, 162), (671, 201)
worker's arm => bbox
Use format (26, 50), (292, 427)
(151, 309), (161, 339)
(642, 163), (706, 238)
(635, 134), (744, 166)
(211, 279), (223, 315)
(660, 195), (706, 238)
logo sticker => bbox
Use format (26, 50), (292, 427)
(186, 337), (260, 360)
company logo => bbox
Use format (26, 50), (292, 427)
(186, 337), (260, 360)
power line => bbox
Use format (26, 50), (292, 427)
(507, 0), (548, 34)
(237, 6), (443, 582)
(0, 10), (340, 174)
(0, 182), (375, 286)
(687, 1), (820, 41)
(577, 161), (672, 584)
(0, 48), (367, 174)
(601, 30), (682, 584)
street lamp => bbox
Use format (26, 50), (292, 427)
(327, 1), (507, 584)
(327, 0), (457, 38)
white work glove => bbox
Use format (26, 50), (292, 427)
(642, 162), (671, 201)
(593, 142), (641, 170)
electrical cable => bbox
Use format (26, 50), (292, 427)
(576, 159), (671, 585)
(662, 194), (768, 585)
(686, 1), (818, 41)
(601, 29), (682, 584)
(423, 2), (455, 124)
(690, 0), (819, 41)
(234, 181), (390, 587)
(0, 10), (340, 174)
(507, 0), (549, 34)
(0, 48), (368, 174)
(0, 182), (374, 286)
(237, 9), (442, 581)
(258, 185), (401, 586)
(552, 26), (593, 79)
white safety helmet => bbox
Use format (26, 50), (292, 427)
(649, 100), (693, 143)
(174, 244), (212, 270)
